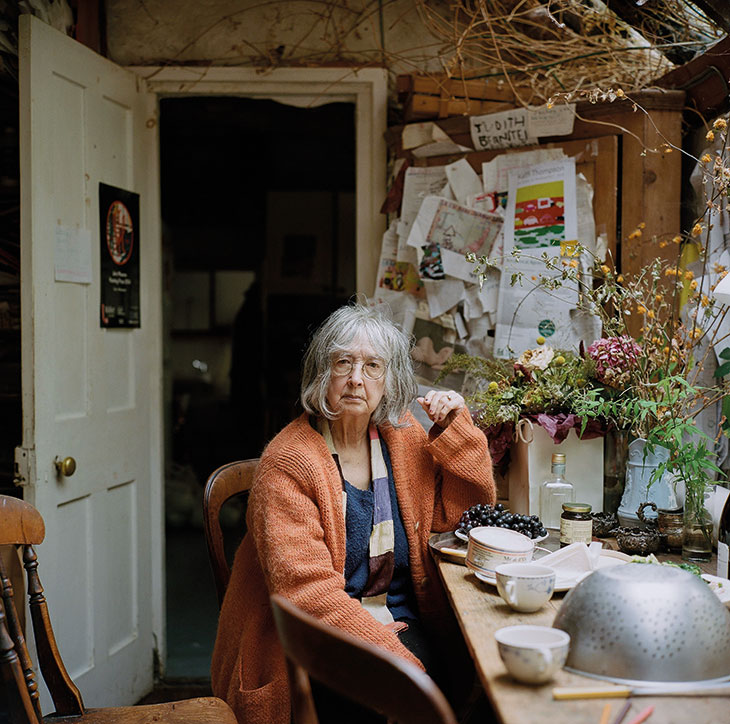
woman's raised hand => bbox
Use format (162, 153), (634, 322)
(417, 389), (465, 429)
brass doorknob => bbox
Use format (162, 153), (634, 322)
(54, 456), (77, 477)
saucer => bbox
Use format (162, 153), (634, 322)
(474, 568), (575, 592)
(473, 549), (631, 592)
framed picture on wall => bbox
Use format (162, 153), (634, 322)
(99, 182), (140, 328)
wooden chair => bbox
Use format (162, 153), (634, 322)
(202, 459), (258, 606)
(0, 494), (237, 724)
(270, 593), (458, 724)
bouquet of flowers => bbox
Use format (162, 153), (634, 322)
(463, 115), (730, 556)
(439, 345), (605, 465)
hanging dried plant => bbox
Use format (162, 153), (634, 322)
(413, 0), (723, 104)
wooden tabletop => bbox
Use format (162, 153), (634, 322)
(433, 533), (730, 724)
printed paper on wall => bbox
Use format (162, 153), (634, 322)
(494, 159), (580, 357)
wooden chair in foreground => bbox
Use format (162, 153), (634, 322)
(0, 494), (237, 724)
(270, 593), (458, 724)
(203, 459), (258, 606)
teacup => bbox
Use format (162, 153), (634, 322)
(465, 526), (534, 579)
(494, 625), (570, 684)
(495, 563), (556, 613)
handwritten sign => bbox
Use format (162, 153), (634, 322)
(55, 225), (92, 284)
(470, 108), (537, 151)
(527, 103), (576, 137)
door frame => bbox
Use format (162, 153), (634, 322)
(133, 65), (387, 670)
(133, 66), (388, 295)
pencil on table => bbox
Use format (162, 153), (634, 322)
(598, 702), (612, 724)
(625, 705), (654, 724)
(611, 700), (632, 724)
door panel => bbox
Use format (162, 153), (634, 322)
(19, 15), (162, 707)
(56, 495), (94, 679)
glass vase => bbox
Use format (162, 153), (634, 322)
(682, 481), (713, 563)
(603, 428), (629, 515)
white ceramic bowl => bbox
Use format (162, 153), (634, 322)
(465, 526), (534, 578)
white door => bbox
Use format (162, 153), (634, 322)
(18, 15), (163, 708)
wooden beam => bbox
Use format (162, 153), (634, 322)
(655, 35), (730, 121)
(385, 90), (686, 156)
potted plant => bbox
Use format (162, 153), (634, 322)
(465, 113), (730, 556)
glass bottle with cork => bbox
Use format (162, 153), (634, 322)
(539, 452), (575, 529)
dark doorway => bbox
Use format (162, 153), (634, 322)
(159, 96), (356, 678)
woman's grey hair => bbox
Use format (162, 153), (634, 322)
(300, 304), (418, 426)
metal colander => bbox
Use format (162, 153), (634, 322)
(553, 563), (730, 685)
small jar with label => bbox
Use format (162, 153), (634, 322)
(560, 502), (593, 547)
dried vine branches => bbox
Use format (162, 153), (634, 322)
(414, 0), (723, 104)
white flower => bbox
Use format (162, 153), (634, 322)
(517, 347), (555, 371)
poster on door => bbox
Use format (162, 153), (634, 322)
(99, 182), (140, 328)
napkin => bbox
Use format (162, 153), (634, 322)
(538, 542), (608, 587)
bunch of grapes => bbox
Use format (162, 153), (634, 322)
(457, 503), (547, 540)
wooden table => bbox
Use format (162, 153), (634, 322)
(433, 534), (730, 724)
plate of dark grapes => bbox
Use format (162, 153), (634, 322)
(455, 503), (548, 543)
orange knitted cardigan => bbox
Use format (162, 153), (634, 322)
(210, 407), (495, 724)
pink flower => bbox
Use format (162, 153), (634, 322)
(586, 336), (641, 388)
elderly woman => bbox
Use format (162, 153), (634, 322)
(211, 304), (495, 724)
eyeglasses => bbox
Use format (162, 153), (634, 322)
(331, 357), (387, 380)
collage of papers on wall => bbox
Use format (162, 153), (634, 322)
(372, 117), (603, 393)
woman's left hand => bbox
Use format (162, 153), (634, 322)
(417, 389), (465, 429)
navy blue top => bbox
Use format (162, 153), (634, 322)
(343, 438), (418, 622)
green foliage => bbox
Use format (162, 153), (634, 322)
(439, 350), (595, 428)
(469, 243), (730, 501)
(630, 555), (703, 577)
(465, 113), (730, 501)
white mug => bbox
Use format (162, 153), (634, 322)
(495, 563), (556, 613)
(494, 625), (570, 684)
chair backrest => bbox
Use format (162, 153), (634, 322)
(0, 495), (85, 723)
(270, 594), (458, 724)
(0, 494), (240, 724)
(203, 459), (258, 606)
